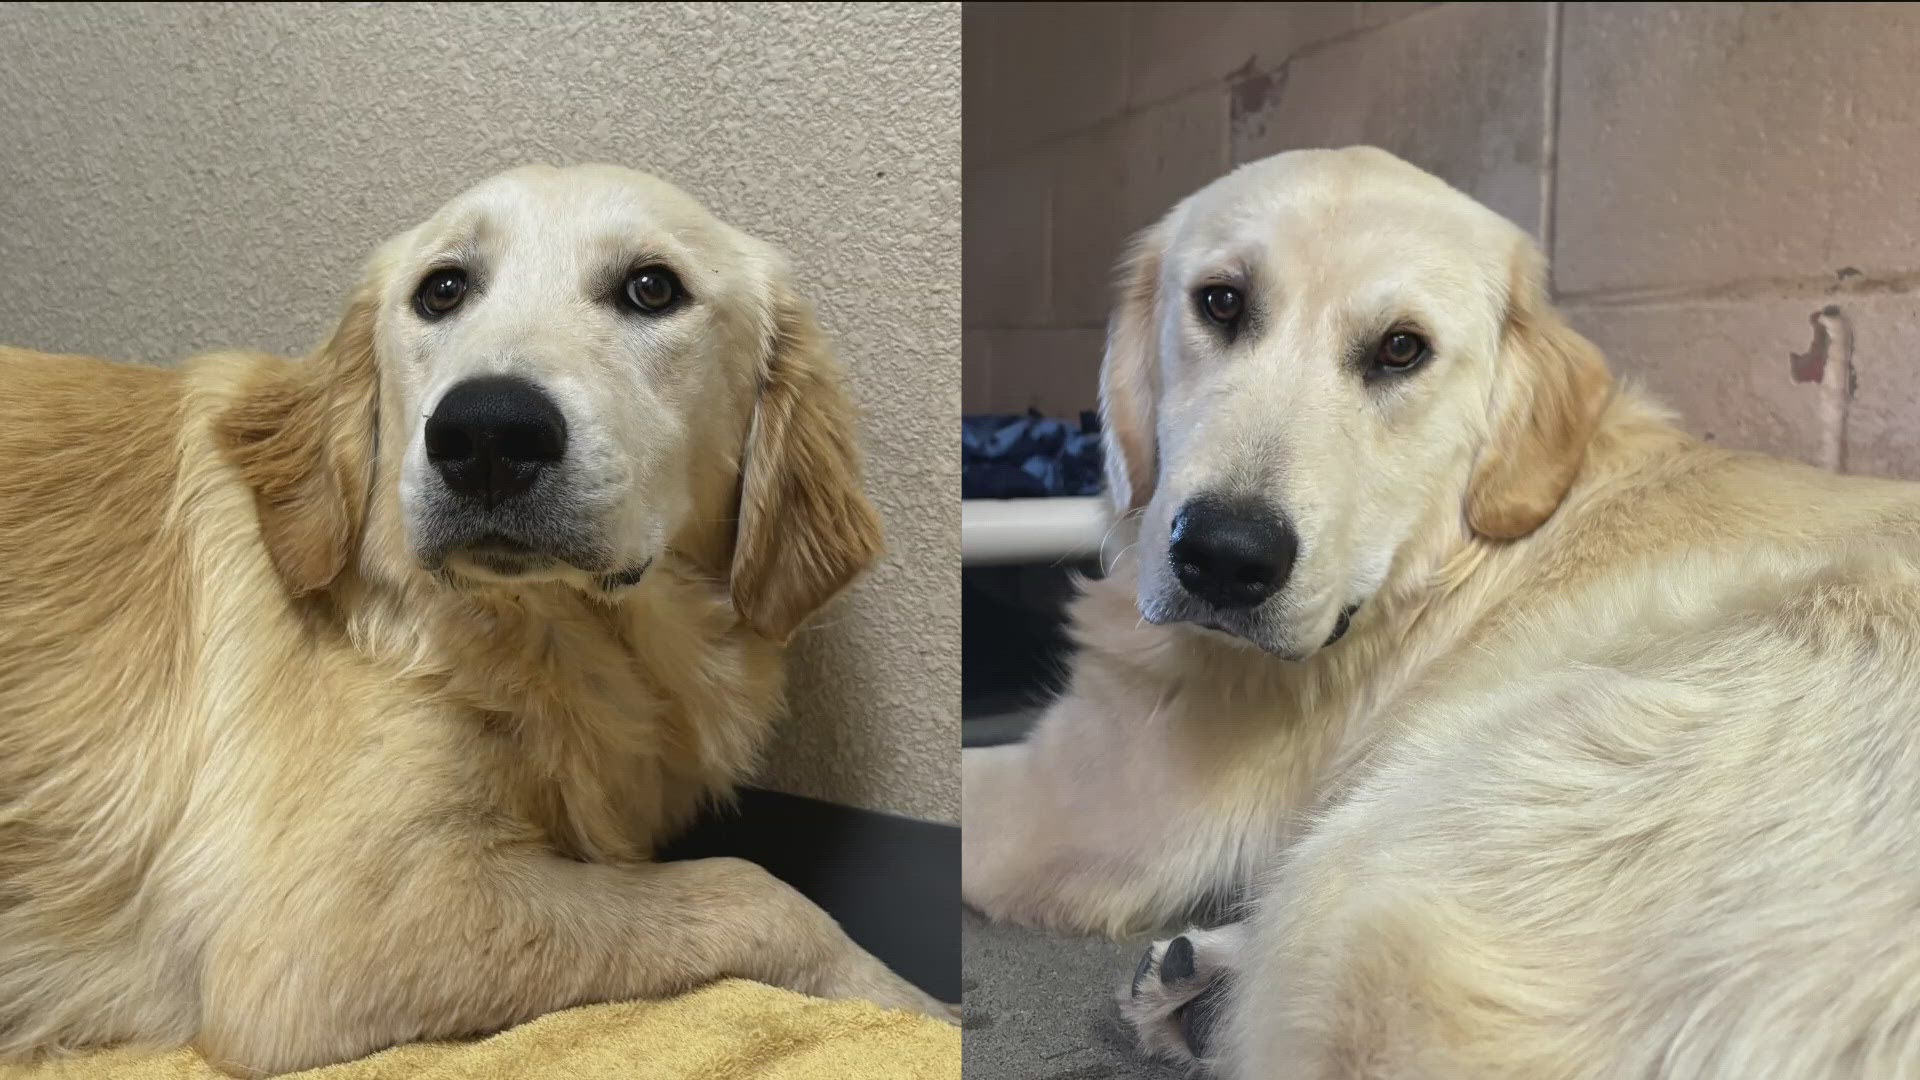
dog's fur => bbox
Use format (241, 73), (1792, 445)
(963, 147), (1920, 1078)
(0, 165), (944, 1076)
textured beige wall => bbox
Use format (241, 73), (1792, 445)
(0, 2), (960, 822)
(965, 2), (1920, 483)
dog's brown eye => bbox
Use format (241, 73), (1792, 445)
(1375, 331), (1429, 373)
(415, 269), (468, 319)
(623, 266), (682, 314)
(1197, 285), (1243, 326)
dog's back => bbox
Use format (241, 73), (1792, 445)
(1233, 531), (1920, 1079)
(0, 347), (207, 1051)
(1183, 408), (1920, 1077)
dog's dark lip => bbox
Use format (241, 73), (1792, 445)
(1188, 619), (1306, 661)
(1145, 594), (1328, 660)
(599, 560), (654, 590)
(1186, 617), (1261, 648)
(464, 551), (554, 577)
(441, 534), (579, 578)
(1323, 604), (1361, 648)
(468, 533), (539, 556)
(1168, 608), (1330, 662)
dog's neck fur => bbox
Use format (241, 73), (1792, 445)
(1266, 389), (1695, 786)
(1076, 388), (1698, 883)
(332, 554), (783, 863)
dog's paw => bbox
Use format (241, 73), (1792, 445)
(812, 949), (961, 1024)
(1117, 924), (1245, 1069)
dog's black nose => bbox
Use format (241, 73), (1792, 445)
(1169, 498), (1297, 610)
(424, 376), (567, 508)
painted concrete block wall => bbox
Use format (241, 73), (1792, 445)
(965, 1), (1920, 481)
(0, 2), (961, 823)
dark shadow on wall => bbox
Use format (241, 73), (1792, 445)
(661, 787), (960, 1003)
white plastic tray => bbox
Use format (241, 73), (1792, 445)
(960, 496), (1111, 566)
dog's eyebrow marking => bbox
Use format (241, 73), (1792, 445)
(422, 236), (482, 272)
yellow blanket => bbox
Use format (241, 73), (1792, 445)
(0, 981), (960, 1079)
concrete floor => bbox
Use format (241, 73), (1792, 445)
(962, 908), (1185, 1080)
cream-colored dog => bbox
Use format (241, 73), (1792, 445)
(963, 147), (1920, 1078)
(0, 165), (946, 1076)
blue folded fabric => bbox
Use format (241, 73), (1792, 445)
(961, 411), (1106, 499)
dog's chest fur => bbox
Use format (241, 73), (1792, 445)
(344, 566), (787, 863)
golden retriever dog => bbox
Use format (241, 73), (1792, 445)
(0, 164), (947, 1076)
(963, 147), (1920, 1078)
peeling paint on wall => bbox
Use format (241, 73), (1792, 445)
(1789, 306), (1838, 384)
(1229, 61), (1286, 120)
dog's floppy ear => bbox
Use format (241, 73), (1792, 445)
(214, 290), (379, 596)
(1101, 224), (1167, 516)
(1465, 241), (1613, 540)
(729, 280), (884, 643)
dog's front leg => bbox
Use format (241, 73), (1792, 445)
(195, 850), (949, 1077)
(963, 687), (1290, 937)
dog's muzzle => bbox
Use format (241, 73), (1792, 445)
(414, 375), (625, 579)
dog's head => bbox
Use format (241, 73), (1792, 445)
(218, 164), (881, 642)
(1105, 147), (1611, 659)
